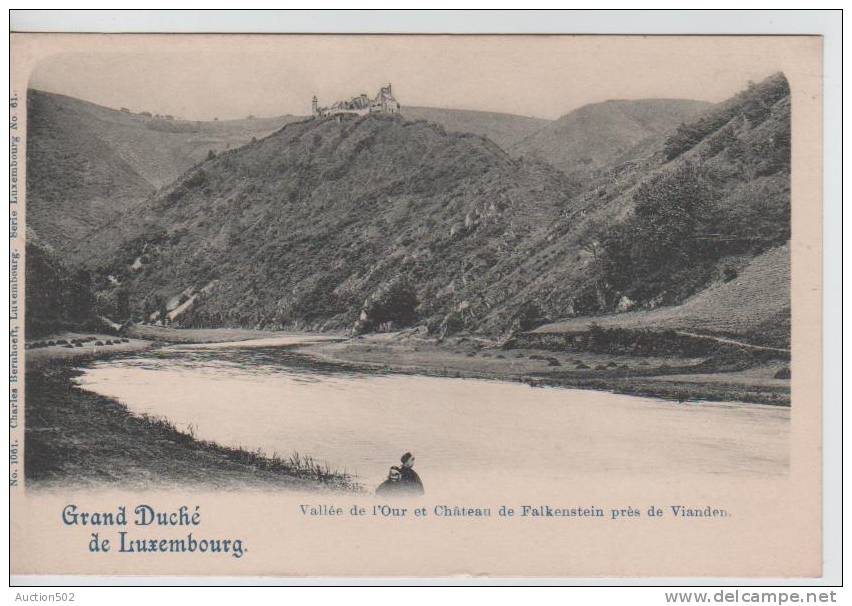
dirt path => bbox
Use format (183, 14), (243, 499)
(674, 331), (791, 354)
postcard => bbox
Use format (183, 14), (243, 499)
(10, 32), (824, 579)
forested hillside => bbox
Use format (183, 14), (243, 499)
(509, 99), (709, 178)
(27, 74), (791, 346)
(98, 114), (580, 333)
(25, 231), (97, 338)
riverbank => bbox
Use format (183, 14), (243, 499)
(24, 342), (360, 491)
(25, 332), (154, 371)
(125, 325), (294, 343)
(294, 331), (791, 406)
(22, 323), (789, 492)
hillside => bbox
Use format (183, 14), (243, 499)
(510, 99), (710, 178)
(532, 243), (790, 348)
(477, 73), (791, 343)
(403, 106), (550, 150)
(24, 230), (98, 338)
(25, 90), (303, 265)
(25, 92), (156, 266)
(99, 113), (580, 333)
(38, 73), (790, 347)
(28, 90), (304, 187)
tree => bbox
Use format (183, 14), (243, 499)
(115, 288), (130, 321)
(142, 297), (154, 323)
(629, 162), (715, 272)
(579, 218), (608, 262)
(153, 294), (168, 326)
(513, 301), (547, 332)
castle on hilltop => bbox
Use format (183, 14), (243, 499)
(312, 84), (400, 118)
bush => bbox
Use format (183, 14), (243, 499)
(440, 311), (465, 337)
(512, 301), (549, 332)
(353, 279), (419, 335)
(774, 367), (791, 379)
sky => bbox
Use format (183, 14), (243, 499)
(27, 35), (799, 121)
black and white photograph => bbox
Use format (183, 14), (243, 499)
(22, 37), (794, 492)
(9, 16), (835, 583)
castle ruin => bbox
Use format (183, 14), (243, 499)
(312, 84), (400, 118)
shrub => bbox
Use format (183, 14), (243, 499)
(354, 279), (419, 335)
(440, 311), (465, 337)
(512, 301), (549, 332)
(774, 367), (791, 379)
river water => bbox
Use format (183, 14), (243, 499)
(75, 338), (789, 492)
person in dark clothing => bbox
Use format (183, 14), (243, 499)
(398, 452), (424, 495)
(375, 466), (405, 496)
(374, 453), (424, 497)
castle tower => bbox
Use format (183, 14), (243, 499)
(311, 95), (318, 116)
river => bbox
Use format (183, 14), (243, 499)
(75, 338), (790, 493)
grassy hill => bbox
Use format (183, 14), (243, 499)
(96, 113), (581, 333)
(479, 73), (791, 344)
(510, 99), (710, 178)
(25, 92), (156, 266)
(29, 90), (304, 187)
(403, 106), (550, 150)
(25, 90), (303, 265)
(30, 74), (790, 348)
